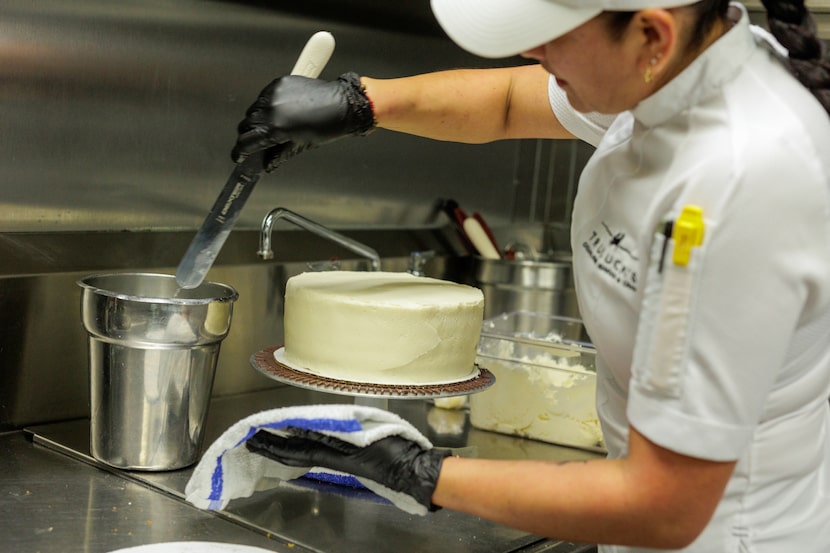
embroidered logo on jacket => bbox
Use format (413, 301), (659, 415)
(581, 222), (639, 292)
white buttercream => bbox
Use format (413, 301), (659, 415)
(283, 271), (484, 384)
(472, 336), (604, 451)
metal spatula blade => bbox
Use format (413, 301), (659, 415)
(175, 31), (336, 289)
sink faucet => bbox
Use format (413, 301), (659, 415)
(257, 207), (381, 271)
(408, 250), (435, 277)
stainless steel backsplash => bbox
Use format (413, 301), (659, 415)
(0, 0), (594, 429)
(0, 0), (522, 233)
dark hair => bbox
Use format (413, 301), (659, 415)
(761, 0), (830, 114)
(603, 0), (830, 115)
(603, 0), (729, 51)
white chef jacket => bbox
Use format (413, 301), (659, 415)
(550, 5), (830, 552)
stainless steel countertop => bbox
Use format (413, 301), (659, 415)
(1, 430), (290, 552)
(5, 386), (601, 553)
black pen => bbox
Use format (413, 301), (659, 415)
(658, 220), (674, 274)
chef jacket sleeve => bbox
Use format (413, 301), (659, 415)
(627, 132), (830, 462)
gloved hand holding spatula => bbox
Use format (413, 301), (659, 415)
(176, 31), (374, 290)
(232, 71), (376, 172)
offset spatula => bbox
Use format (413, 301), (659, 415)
(175, 31), (336, 289)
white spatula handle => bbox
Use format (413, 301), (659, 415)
(290, 31), (335, 78)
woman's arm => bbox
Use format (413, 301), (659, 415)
(432, 426), (736, 549)
(245, 418), (734, 548)
(363, 64), (575, 143)
(232, 64), (574, 167)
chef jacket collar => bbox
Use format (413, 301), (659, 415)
(632, 3), (757, 128)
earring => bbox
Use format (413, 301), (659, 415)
(644, 54), (661, 84)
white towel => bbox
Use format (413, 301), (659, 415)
(184, 404), (434, 515)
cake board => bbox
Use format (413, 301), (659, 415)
(250, 345), (495, 409)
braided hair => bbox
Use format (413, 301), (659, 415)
(760, 0), (830, 115)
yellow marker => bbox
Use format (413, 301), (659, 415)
(671, 205), (705, 266)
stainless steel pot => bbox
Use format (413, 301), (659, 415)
(473, 256), (579, 319)
(78, 272), (238, 470)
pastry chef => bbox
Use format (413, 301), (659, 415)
(238, 1), (830, 551)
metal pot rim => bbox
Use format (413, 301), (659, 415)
(77, 271), (239, 305)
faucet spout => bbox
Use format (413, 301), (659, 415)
(258, 207), (381, 271)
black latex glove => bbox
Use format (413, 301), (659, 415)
(231, 72), (376, 172)
(246, 428), (450, 511)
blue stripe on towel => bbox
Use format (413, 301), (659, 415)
(208, 456), (224, 502)
(265, 417), (364, 433)
(290, 474), (391, 506)
(305, 471), (364, 488)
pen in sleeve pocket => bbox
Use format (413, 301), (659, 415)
(657, 220), (674, 274)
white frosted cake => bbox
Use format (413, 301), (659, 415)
(282, 271), (484, 384)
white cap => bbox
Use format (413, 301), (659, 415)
(431, 0), (696, 58)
